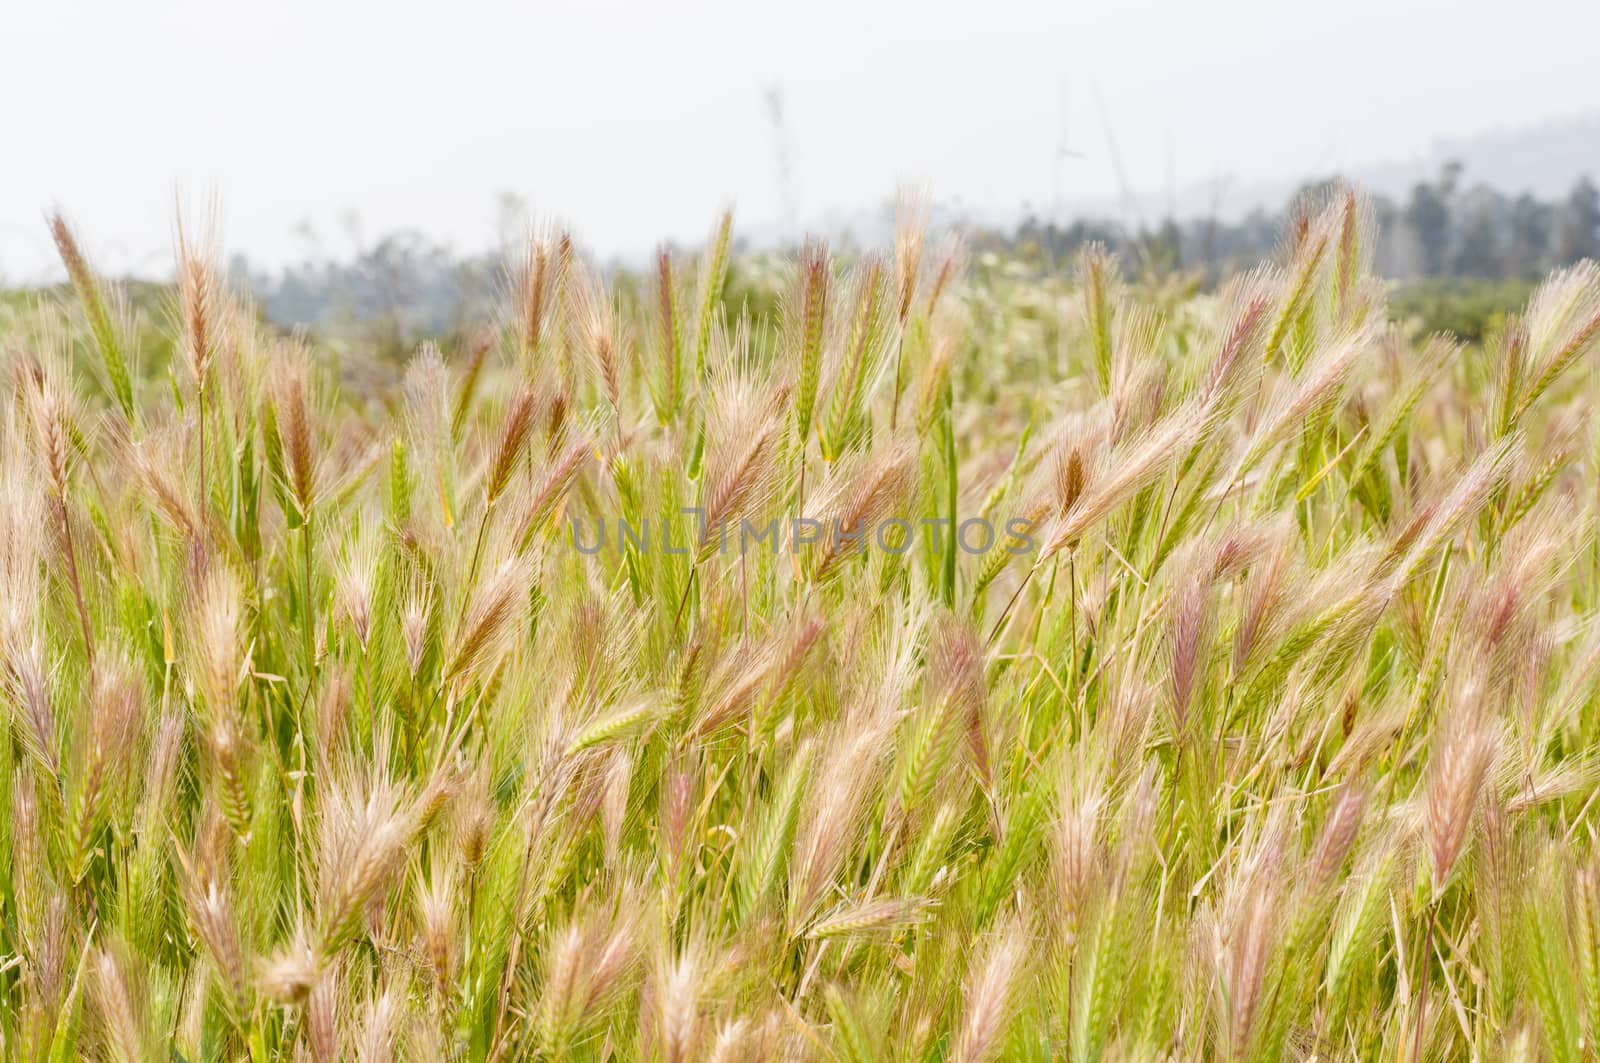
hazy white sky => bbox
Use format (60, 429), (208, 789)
(4, 0), (1597, 278)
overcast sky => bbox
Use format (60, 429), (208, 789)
(4, 0), (1598, 279)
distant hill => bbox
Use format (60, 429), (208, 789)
(751, 111), (1600, 247)
(1423, 112), (1600, 199)
(1186, 111), (1600, 222)
(1067, 111), (1600, 229)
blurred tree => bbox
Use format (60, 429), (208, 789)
(1142, 217), (1183, 274)
(1505, 193), (1552, 278)
(1405, 170), (1454, 277)
(1555, 176), (1600, 264)
(1453, 192), (1501, 278)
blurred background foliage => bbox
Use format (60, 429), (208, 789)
(6, 163), (1597, 365)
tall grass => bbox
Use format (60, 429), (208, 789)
(3, 195), (1600, 1060)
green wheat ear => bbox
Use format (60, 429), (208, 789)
(656, 248), (683, 423)
(452, 333), (493, 441)
(820, 258), (890, 461)
(693, 210), (733, 381)
(736, 747), (812, 921)
(51, 214), (135, 419)
(388, 436), (412, 528)
(1080, 244), (1116, 397)
(1068, 902), (1122, 1063)
(794, 241), (829, 449)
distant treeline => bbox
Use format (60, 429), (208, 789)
(995, 163), (1600, 283)
(232, 163), (1599, 353)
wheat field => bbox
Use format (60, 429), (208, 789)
(2, 194), (1600, 1061)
